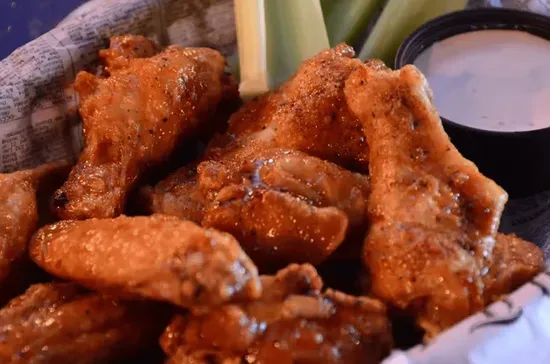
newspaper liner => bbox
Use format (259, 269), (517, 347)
(1, 0), (549, 362)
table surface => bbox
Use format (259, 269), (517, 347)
(0, 0), (88, 60)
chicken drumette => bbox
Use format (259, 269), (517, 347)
(161, 264), (393, 364)
(144, 44), (370, 267)
(52, 35), (238, 220)
(0, 282), (169, 363)
(30, 214), (261, 308)
(344, 61), (543, 336)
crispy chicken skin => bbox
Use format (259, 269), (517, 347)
(99, 34), (160, 70)
(141, 165), (206, 224)
(204, 43), (368, 168)
(344, 62), (511, 336)
(161, 264), (392, 364)
(0, 282), (168, 363)
(52, 35), (238, 220)
(145, 45), (372, 267)
(30, 215), (261, 308)
(0, 161), (70, 297)
(484, 233), (544, 302)
(199, 148), (370, 267)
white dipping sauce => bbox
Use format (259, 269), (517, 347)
(414, 30), (550, 132)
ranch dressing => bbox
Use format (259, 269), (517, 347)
(414, 30), (550, 132)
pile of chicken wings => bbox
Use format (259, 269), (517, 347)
(0, 35), (543, 364)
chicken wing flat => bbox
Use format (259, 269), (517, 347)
(161, 264), (392, 364)
(344, 62), (515, 336)
(52, 35), (238, 220)
(0, 282), (169, 363)
(0, 161), (70, 301)
(199, 148), (370, 268)
(29, 215), (261, 308)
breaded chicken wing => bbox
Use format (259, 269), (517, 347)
(161, 264), (392, 364)
(144, 45), (370, 267)
(141, 165), (206, 223)
(484, 233), (544, 302)
(99, 34), (160, 70)
(138, 44), (372, 269)
(52, 35), (238, 220)
(205, 43), (368, 168)
(0, 282), (169, 363)
(29, 215), (261, 308)
(0, 161), (70, 303)
(344, 62), (511, 336)
(199, 148), (370, 268)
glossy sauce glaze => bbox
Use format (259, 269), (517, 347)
(415, 30), (550, 132)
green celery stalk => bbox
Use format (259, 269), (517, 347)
(321, 0), (385, 47)
(358, 0), (467, 67)
(264, 0), (330, 88)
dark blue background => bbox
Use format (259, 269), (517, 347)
(0, 0), (88, 60)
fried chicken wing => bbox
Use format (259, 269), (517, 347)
(0, 161), (70, 302)
(0, 282), (169, 363)
(52, 35), (238, 220)
(141, 165), (206, 223)
(145, 45), (370, 267)
(204, 43), (368, 168)
(29, 215), (261, 308)
(199, 149), (370, 268)
(344, 62), (512, 336)
(161, 264), (392, 364)
(484, 233), (544, 302)
(99, 34), (160, 70)
(200, 149), (370, 223)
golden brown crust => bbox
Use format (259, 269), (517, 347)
(344, 62), (511, 336)
(0, 282), (169, 363)
(30, 215), (261, 308)
(161, 264), (392, 364)
(53, 35), (238, 220)
(99, 34), (160, 70)
(0, 37), (543, 362)
(141, 166), (206, 223)
(0, 161), (71, 303)
(213, 43), (368, 169)
(145, 44), (370, 268)
(484, 233), (545, 302)
(147, 146), (370, 269)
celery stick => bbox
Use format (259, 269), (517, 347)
(358, 0), (467, 67)
(265, 0), (330, 88)
(321, 0), (385, 47)
(234, 0), (269, 99)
